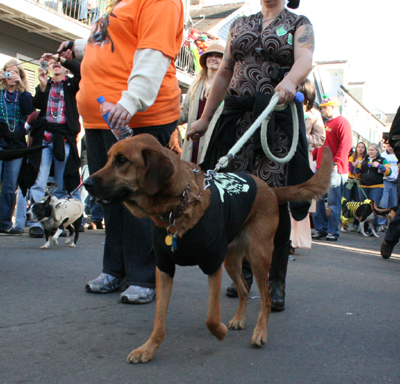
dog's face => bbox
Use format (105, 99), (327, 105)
(26, 196), (52, 222)
(84, 134), (176, 217)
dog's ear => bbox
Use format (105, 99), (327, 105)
(142, 148), (175, 195)
(44, 196), (51, 206)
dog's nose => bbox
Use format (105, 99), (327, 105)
(83, 177), (95, 193)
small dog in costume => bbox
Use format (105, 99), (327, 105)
(27, 196), (84, 249)
(341, 197), (393, 237)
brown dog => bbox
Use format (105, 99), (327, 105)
(84, 133), (332, 364)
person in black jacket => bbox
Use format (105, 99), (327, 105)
(381, 106), (400, 259)
(21, 54), (81, 238)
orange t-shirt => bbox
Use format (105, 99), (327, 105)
(77, 0), (184, 129)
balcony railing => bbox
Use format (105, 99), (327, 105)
(175, 45), (196, 77)
(37, 0), (109, 25)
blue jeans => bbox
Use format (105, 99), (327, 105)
(81, 164), (103, 222)
(0, 148), (23, 230)
(359, 186), (384, 229)
(378, 180), (397, 226)
(85, 123), (176, 288)
(343, 179), (361, 202)
(313, 169), (347, 237)
(28, 141), (71, 228)
(13, 187), (28, 230)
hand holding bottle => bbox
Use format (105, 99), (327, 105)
(97, 96), (133, 141)
(108, 103), (132, 130)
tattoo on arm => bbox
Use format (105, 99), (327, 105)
(297, 25), (314, 51)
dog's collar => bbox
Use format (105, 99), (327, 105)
(158, 184), (192, 223)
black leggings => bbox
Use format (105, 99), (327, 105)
(274, 203), (291, 249)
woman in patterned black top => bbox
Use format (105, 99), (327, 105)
(187, 0), (315, 311)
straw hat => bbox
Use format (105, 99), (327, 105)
(199, 42), (225, 68)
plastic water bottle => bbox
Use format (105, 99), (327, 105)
(97, 96), (133, 141)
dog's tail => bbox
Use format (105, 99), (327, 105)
(373, 201), (392, 216)
(273, 147), (332, 204)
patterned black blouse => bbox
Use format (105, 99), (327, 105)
(224, 8), (312, 187)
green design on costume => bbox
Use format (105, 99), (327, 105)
(288, 33), (293, 45)
(276, 25), (287, 36)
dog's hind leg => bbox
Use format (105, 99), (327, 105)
(249, 244), (273, 347)
(224, 241), (249, 330)
(64, 225), (75, 245)
(368, 221), (380, 238)
(127, 268), (173, 364)
(206, 265), (227, 340)
(72, 215), (83, 247)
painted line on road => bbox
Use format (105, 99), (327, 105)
(312, 241), (400, 260)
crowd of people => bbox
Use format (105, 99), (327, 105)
(1, 0), (398, 315)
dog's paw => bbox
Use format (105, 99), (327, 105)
(52, 238), (58, 247)
(65, 237), (71, 244)
(127, 348), (154, 364)
(251, 327), (268, 347)
(207, 322), (227, 340)
(228, 316), (246, 330)
(69, 243), (76, 248)
(361, 232), (368, 237)
(40, 242), (50, 249)
(372, 233), (380, 238)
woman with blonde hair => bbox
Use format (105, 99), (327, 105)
(0, 58), (33, 234)
(178, 41), (225, 164)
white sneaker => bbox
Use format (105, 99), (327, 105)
(85, 273), (127, 293)
(120, 285), (156, 304)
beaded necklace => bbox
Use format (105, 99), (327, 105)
(0, 90), (20, 132)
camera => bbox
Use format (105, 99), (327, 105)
(40, 61), (48, 71)
(1, 71), (12, 79)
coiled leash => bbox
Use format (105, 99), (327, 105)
(206, 91), (304, 180)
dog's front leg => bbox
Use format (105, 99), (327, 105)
(359, 221), (368, 237)
(127, 268), (173, 364)
(206, 266), (227, 341)
(40, 230), (51, 249)
(51, 228), (64, 246)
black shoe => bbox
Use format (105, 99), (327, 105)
(226, 276), (253, 298)
(0, 228), (23, 235)
(270, 279), (285, 311)
(312, 231), (327, 240)
(29, 227), (44, 238)
(381, 241), (395, 259)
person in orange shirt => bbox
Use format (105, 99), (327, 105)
(58, 0), (184, 304)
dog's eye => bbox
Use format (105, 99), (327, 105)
(115, 156), (129, 167)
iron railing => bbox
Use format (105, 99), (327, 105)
(38, 0), (108, 25)
(175, 45), (196, 76)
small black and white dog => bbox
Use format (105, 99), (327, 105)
(341, 198), (392, 238)
(27, 196), (84, 249)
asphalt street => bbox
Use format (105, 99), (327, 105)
(1, 227), (399, 384)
